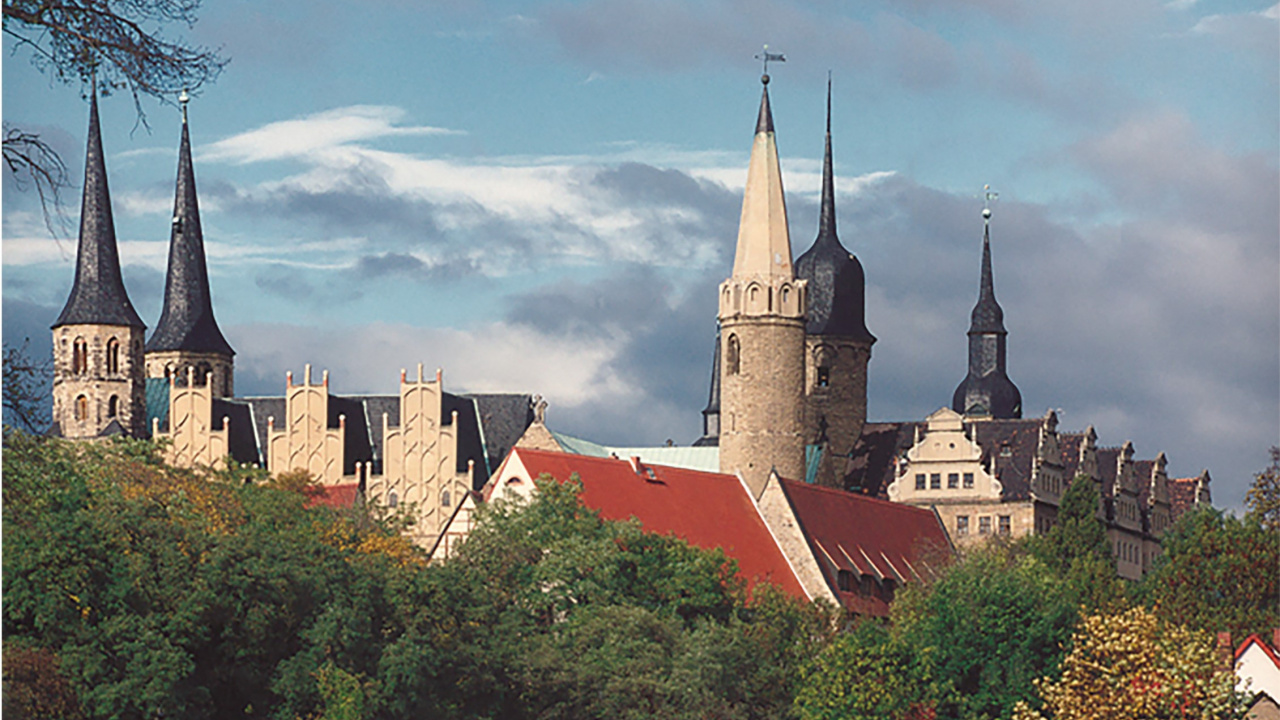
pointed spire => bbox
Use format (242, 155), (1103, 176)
(731, 76), (793, 280)
(146, 99), (234, 357)
(969, 217), (1006, 335)
(818, 73), (836, 239)
(54, 83), (145, 329)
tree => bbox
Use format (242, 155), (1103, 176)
(1024, 475), (1129, 613)
(1137, 503), (1279, 643)
(3, 0), (228, 226)
(1245, 447), (1280, 531)
(2, 339), (54, 436)
(794, 620), (931, 720)
(1011, 606), (1245, 720)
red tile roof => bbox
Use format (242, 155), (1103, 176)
(306, 483), (360, 509)
(502, 448), (807, 600)
(779, 478), (953, 616)
(1167, 476), (1203, 520)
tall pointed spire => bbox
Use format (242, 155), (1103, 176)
(146, 94), (234, 357)
(953, 197), (1021, 418)
(53, 83), (145, 329)
(731, 75), (793, 280)
(795, 76), (874, 341)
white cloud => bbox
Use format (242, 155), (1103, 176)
(200, 105), (464, 164)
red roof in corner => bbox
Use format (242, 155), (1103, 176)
(307, 483), (360, 509)
(779, 478), (953, 616)
(505, 448), (807, 600)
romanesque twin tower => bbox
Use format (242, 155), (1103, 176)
(715, 75), (876, 496)
(51, 90), (234, 439)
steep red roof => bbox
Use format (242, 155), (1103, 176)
(1237, 633), (1280, 667)
(1167, 475), (1207, 521)
(502, 448), (807, 600)
(307, 483), (360, 509)
(779, 478), (953, 616)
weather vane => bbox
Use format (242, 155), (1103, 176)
(755, 44), (785, 83)
(982, 184), (998, 223)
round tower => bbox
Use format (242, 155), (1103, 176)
(718, 74), (807, 496)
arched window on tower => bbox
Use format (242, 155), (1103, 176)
(106, 338), (120, 374)
(441, 490), (451, 507)
(75, 394), (89, 421)
(73, 338), (88, 375)
(726, 334), (740, 376)
(195, 362), (212, 387)
(107, 395), (118, 418)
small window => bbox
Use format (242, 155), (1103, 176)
(930, 473), (942, 490)
(915, 474), (926, 490)
(75, 394), (89, 421)
(998, 515), (1011, 535)
(838, 570), (853, 592)
(816, 366), (830, 388)
(106, 338), (120, 374)
(107, 395), (118, 418)
(73, 338), (88, 374)
(1000, 445), (1013, 458)
(956, 516), (969, 536)
(859, 574), (874, 596)
(388, 491), (398, 508)
(947, 473), (959, 489)
(441, 490), (451, 507)
(979, 516), (992, 535)
(726, 334), (741, 376)
(963, 472), (974, 488)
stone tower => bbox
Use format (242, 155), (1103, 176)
(145, 96), (235, 396)
(718, 74), (807, 496)
(952, 206), (1021, 418)
(794, 80), (876, 484)
(51, 89), (147, 438)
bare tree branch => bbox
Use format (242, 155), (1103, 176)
(3, 339), (54, 437)
(3, 123), (74, 238)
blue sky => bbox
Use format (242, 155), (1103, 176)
(4, 0), (1277, 510)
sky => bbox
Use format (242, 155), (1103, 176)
(3, 0), (1277, 511)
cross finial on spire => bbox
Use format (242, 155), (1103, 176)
(982, 184), (998, 224)
(179, 88), (190, 124)
(754, 44), (785, 84)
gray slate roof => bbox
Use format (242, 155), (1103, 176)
(146, 112), (234, 356)
(53, 91), (145, 330)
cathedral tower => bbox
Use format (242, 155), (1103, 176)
(51, 88), (147, 438)
(718, 74), (807, 496)
(794, 79), (876, 482)
(145, 94), (235, 396)
(952, 201), (1021, 418)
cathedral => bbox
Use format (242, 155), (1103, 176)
(49, 74), (1210, 584)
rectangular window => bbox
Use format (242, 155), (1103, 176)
(956, 516), (969, 536)
(915, 474), (926, 490)
(979, 516), (992, 534)
(963, 473), (974, 488)
(948, 473), (960, 489)
(998, 515), (1011, 535)
(1000, 445), (1013, 458)
(817, 367), (830, 388)
(930, 473), (942, 489)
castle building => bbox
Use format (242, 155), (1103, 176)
(50, 87), (148, 439)
(716, 73), (808, 496)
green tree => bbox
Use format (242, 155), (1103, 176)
(794, 620), (928, 720)
(1137, 503), (1279, 643)
(1245, 447), (1280, 530)
(1024, 475), (1128, 612)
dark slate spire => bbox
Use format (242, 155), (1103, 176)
(794, 77), (875, 343)
(694, 327), (721, 446)
(953, 207), (1021, 418)
(145, 96), (234, 357)
(53, 86), (145, 329)
(968, 223), (1006, 334)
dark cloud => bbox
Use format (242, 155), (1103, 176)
(122, 263), (165, 327)
(253, 262), (365, 305)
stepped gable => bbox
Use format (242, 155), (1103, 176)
(779, 478), (952, 617)
(497, 448), (807, 599)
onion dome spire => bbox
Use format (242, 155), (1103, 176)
(953, 191), (1021, 418)
(54, 83), (145, 329)
(146, 94), (234, 356)
(794, 75), (875, 343)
